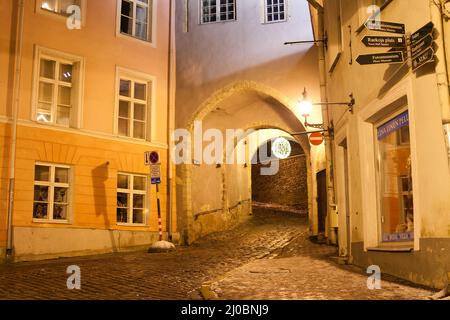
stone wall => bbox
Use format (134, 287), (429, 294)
(252, 154), (308, 212)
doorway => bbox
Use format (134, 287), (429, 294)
(317, 170), (327, 234)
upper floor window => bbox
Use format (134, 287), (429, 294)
(119, 0), (153, 42)
(201, 0), (236, 24)
(32, 47), (84, 128)
(115, 68), (154, 141)
(264, 0), (286, 23)
(39, 0), (81, 16)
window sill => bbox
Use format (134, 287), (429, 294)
(117, 223), (147, 227)
(262, 19), (288, 25)
(116, 32), (155, 48)
(199, 20), (237, 26)
(367, 245), (413, 253)
(33, 219), (71, 225)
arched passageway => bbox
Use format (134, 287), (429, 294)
(251, 136), (308, 215)
(175, 81), (322, 244)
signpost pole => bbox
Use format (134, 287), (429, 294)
(156, 183), (162, 241)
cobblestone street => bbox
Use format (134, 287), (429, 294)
(0, 208), (433, 300)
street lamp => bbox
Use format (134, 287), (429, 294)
(298, 88), (355, 130)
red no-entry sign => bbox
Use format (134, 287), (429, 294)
(309, 132), (324, 146)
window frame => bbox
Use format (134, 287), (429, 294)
(31, 46), (85, 129)
(374, 107), (414, 245)
(199, 0), (237, 25)
(33, 162), (73, 224)
(114, 67), (156, 142)
(263, 0), (288, 24)
(116, 0), (157, 46)
(116, 172), (149, 226)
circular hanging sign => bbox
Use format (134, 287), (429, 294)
(309, 132), (324, 146)
(271, 137), (292, 159)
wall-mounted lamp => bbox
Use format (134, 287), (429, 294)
(298, 88), (355, 130)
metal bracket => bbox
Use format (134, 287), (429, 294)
(284, 36), (328, 50)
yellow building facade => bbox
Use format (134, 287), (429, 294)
(0, 0), (177, 262)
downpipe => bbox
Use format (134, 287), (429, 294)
(166, 0), (176, 241)
(317, 6), (338, 244)
(6, 0), (25, 259)
(430, 0), (450, 165)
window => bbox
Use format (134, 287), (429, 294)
(39, 0), (81, 16)
(34, 163), (71, 222)
(119, 0), (153, 42)
(201, 0), (236, 24)
(264, 0), (286, 23)
(376, 111), (414, 243)
(117, 173), (147, 224)
(117, 78), (149, 139)
(33, 47), (84, 128)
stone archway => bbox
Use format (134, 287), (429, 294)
(177, 80), (315, 244)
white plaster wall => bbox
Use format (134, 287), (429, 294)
(323, 0), (450, 247)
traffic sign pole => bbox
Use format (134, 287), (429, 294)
(156, 183), (162, 241)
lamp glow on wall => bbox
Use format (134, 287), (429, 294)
(298, 88), (355, 130)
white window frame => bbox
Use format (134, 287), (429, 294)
(31, 46), (85, 129)
(36, 0), (87, 25)
(374, 108), (413, 244)
(117, 173), (148, 226)
(263, 0), (287, 24)
(358, 79), (420, 251)
(116, 0), (157, 46)
(33, 162), (73, 224)
(200, 0), (236, 24)
(114, 67), (156, 141)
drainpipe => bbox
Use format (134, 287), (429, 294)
(308, 1), (337, 242)
(431, 0), (450, 165)
(6, 0), (25, 258)
(430, 1), (450, 127)
(166, 0), (176, 241)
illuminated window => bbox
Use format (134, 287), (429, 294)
(264, 0), (286, 23)
(39, 0), (81, 16)
(201, 0), (236, 24)
(376, 111), (414, 243)
(33, 48), (84, 128)
(117, 173), (147, 225)
(119, 0), (153, 42)
(34, 163), (71, 222)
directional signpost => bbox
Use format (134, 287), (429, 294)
(412, 47), (435, 72)
(365, 20), (405, 34)
(410, 22), (436, 72)
(411, 22), (434, 44)
(411, 34), (433, 57)
(362, 36), (405, 48)
(356, 51), (404, 65)
(358, 20), (437, 72)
